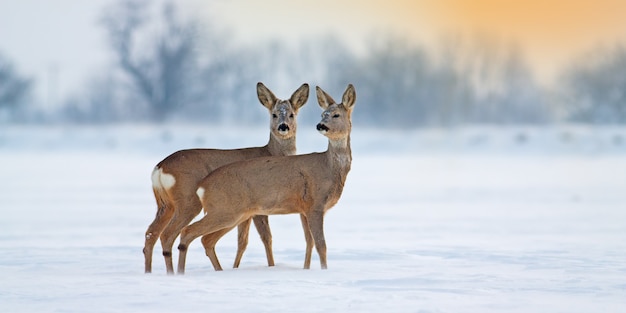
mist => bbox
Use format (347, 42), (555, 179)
(2, 0), (625, 127)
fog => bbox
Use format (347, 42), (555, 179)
(1, 0), (626, 126)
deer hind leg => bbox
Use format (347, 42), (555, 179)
(299, 214), (314, 269)
(306, 210), (327, 269)
(201, 226), (235, 271)
(233, 218), (252, 269)
(160, 196), (202, 274)
(252, 215), (275, 267)
(177, 209), (247, 274)
(143, 191), (175, 273)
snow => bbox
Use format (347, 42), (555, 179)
(1, 125), (625, 312)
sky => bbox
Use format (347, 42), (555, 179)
(1, 0), (626, 106)
(204, 0), (626, 84)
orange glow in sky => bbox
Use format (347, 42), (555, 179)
(372, 0), (626, 83)
(433, 1), (625, 49)
(209, 0), (626, 85)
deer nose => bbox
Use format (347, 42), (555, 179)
(316, 123), (329, 132)
(278, 124), (289, 132)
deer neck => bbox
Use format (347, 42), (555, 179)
(267, 133), (297, 156)
(327, 135), (352, 180)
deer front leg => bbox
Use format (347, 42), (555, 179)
(299, 214), (314, 269)
(252, 215), (275, 267)
(306, 210), (327, 269)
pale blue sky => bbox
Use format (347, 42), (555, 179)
(2, 0), (626, 108)
(0, 0), (391, 107)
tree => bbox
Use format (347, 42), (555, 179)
(344, 35), (436, 127)
(100, 0), (199, 122)
(434, 34), (549, 125)
(0, 53), (32, 121)
(562, 45), (626, 124)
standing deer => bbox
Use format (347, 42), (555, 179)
(144, 82), (309, 274)
(177, 84), (355, 274)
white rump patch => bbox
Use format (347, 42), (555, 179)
(151, 167), (161, 189)
(196, 187), (205, 200)
(160, 171), (176, 190)
(152, 167), (176, 190)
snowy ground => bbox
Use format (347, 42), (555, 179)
(1, 125), (625, 312)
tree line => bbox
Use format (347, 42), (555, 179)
(1, 0), (625, 126)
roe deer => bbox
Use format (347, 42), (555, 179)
(144, 82), (309, 274)
(177, 84), (356, 274)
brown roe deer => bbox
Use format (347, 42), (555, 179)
(144, 82), (309, 274)
(177, 84), (355, 274)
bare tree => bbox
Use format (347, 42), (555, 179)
(343, 35), (436, 127)
(562, 45), (626, 124)
(433, 34), (549, 125)
(100, 0), (198, 122)
(0, 53), (32, 121)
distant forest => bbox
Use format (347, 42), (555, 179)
(1, 0), (625, 127)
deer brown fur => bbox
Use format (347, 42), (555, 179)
(144, 82), (309, 274)
(177, 84), (355, 274)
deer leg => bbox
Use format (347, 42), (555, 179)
(200, 227), (234, 271)
(143, 196), (175, 274)
(233, 218), (252, 268)
(306, 210), (327, 269)
(177, 210), (246, 274)
(160, 197), (202, 274)
(299, 214), (314, 269)
(252, 215), (275, 267)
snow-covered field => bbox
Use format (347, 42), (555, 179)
(1, 125), (625, 312)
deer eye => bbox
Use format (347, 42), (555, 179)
(272, 114), (278, 118)
(289, 113), (294, 118)
(332, 114), (340, 118)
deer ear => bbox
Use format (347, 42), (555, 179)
(316, 86), (336, 109)
(341, 84), (356, 109)
(289, 83), (309, 111)
(257, 82), (278, 110)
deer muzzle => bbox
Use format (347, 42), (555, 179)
(316, 123), (329, 133)
(278, 123), (290, 133)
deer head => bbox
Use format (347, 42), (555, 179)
(257, 82), (309, 139)
(316, 84), (356, 141)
